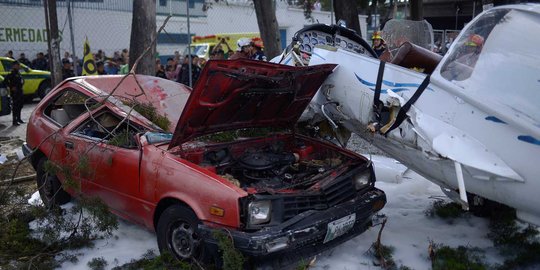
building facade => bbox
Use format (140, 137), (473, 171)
(0, 0), (367, 60)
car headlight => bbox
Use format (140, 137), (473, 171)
(353, 172), (370, 190)
(248, 200), (272, 225)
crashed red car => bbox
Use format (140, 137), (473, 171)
(23, 59), (386, 266)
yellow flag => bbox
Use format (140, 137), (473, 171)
(82, 37), (97, 76)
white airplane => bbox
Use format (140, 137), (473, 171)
(273, 4), (540, 225)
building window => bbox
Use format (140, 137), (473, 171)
(159, 0), (167, 6)
(157, 33), (192, 45)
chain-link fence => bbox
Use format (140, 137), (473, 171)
(0, 0), (355, 67)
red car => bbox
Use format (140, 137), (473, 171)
(23, 59), (386, 267)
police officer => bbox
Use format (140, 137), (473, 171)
(4, 61), (24, 126)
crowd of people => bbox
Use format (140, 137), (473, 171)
(4, 50), (52, 71)
(3, 48), (131, 80)
(4, 36), (267, 88)
(154, 36), (267, 86)
(2, 37), (268, 125)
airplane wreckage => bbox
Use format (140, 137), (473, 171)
(273, 4), (540, 225)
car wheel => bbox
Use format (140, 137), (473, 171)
(38, 81), (52, 99)
(36, 158), (71, 208)
(157, 205), (206, 262)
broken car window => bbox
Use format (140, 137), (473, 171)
(44, 89), (95, 126)
(73, 111), (140, 148)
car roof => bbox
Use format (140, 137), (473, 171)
(73, 75), (192, 133)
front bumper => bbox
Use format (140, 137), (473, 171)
(22, 142), (32, 157)
(199, 188), (386, 267)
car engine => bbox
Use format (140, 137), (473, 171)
(200, 141), (344, 190)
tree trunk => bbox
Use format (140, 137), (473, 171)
(45, 0), (62, 86)
(410, 0), (423, 21)
(333, 0), (361, 36)
(129, 0), (156, 75)
(253, 0), (281, 59)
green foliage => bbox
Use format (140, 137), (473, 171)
(88, 257), (108, 270)
(213, 230), (245, 270)
(112, 250), (192, 270)
(76, 196), (119, 236)
(43, 159), (59, 175)
(0, 176), (118, 269)
(109, 129), (133, 147)
(488, 212), (540, 269)
(127, 101), (171, 131)
(197, 127), (287, 143)
(200, 131), (238, 143)
(369, 242), (397, 269)
(430, 244), (487, 270)
(0, 218), (48, 258)
(296, 260), (308, 270)
(425, 200), (465, 220)
(76, 154), (92, 178)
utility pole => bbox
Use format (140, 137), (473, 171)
(67, 0), (78, 75)
(44, 0), (62, 86)
(187, 0), (192, 87)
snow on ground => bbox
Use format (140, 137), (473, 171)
(312, 177), (501, 270)
(35, 162), (502, 270)
(60, 221), (158, 269)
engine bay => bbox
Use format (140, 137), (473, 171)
(180, 135), (362, 192)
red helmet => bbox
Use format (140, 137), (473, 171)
(465, 34), (484, 47)
(251, 37), (264, 48)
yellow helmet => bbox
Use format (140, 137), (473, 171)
(372, 31), (383, 40)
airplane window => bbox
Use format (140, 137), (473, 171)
(441, 9), (510, 81)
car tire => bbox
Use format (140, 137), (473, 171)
(36, 158), (71, 208)
(157, 205), (208, 263)
(38, 81), (51, 99)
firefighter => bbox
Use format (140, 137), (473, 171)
(372, 31), (387, 58)
(251, 37), (267, 61)
(456, 34), (484, 67)
(229, 38), (253, 60)
(4, 61), (24, 126)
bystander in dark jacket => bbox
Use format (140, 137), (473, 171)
(4, 61), (24, 125)
(31, 52), (49, 70)
(62, 59), (75, 80)
(18, 53), (31, 67)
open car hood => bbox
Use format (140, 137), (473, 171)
(169, 59), (336, 148)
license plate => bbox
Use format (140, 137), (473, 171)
(323, 213), (356, 243)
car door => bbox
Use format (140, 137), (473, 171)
(66, 109), (144, 223)
(35, 88), (95, 194)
